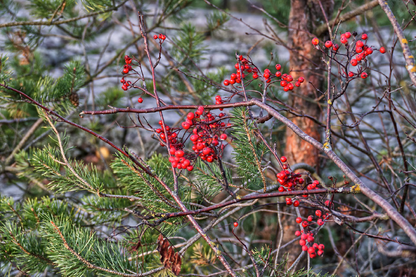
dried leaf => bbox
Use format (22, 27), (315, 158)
(159, 239), (170, 264)
(155, 235), (182, 275)
(171, 253), (182, 275)
(164, 247), (174, 268)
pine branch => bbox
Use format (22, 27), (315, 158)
(0, 1), (128, 28)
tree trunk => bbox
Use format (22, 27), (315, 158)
(281, 0), (334, 267)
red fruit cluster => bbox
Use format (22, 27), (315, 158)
(223, 55), (305, 90)
(155, 121), (192, 171)
(312, 32), (387, 81)
(153, 33), (166, 41)
(223, 55), (252, 85)
(276, 156), (331, 258)
(122, 55), (133, 74)
(121, 55), (133, 90)
(296, 230), (325, 258)
(215, 95), (224, 111)
(120, 77), (131, 91)
(168, 147), (193, 171)
(349, 39), (374, 71)
(188, 107), (228, 163)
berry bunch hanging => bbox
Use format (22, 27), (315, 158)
(153, 33), (167, 41)
(311, 31), (387, 80)
(277, 156), (332, 258)
(223, 55), (306, 91)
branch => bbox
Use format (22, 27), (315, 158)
(252, 98), (416, 246)
(50, 221), (163, 276)
(315, 0), (379, 36)
(0, 1), (128, 28)
(377, 0), (416, 86)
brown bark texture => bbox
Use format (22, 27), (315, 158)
(281, 0), (334, 267)
(285, 0), (333, 170)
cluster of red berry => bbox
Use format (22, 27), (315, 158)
(162, 102), (230, 171)
(153, 33), (167, 41)
(312, 32), (386, 80)
(223, 56), (305, 92)
(155, 121), (191, 171)
(294, 203), (333, 259)
(276, 156), (332, 258)
(188, 106), (228, 163)
(296, 230), (325, 258)
(121, 55), (133, 91)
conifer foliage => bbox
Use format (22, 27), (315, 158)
(1, 1), (416, 276)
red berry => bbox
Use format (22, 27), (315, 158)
(294, 200), (300, 207)
(187, 112), (195, 120)
(361, 72), (368, 79)
(187, 165), (194, 171)
(220, 133), (228, 140)
(318, 244), (325, 250)
(361, 33), (368, 40)
(275, 71), (281, 77)
(307, 215), (313, 222)
(356, 47), (363, 53)
(263, 72), (270, 79)
(280, 80), (287, 87)
(182, 122), (191, 129)
(233, 222), (238, 227)
(280, 156), (287, 162)
(365, 47), (373, 55)
(317, 219), (324, 226)
(138, 97), (143, 103)
(324, 41), (333, 48)
(224, 80), (230, 86)
(311, 37), (319, 45)
(295, 230), (301, 236)
(175, 150), (184, 157)
(153, 35), (158, 39)
(308, 247), (315, 254)
(298, 77), (305, 83)
(302, 221), (308, 228)
(348, 72), (354, 77)
(275, 64), (281, 70)
(278, 186), (284, 192)
(356, 40), (364, 47)
(296, 217), (302, 224)
(299, 239), (306, 246)
(380, 46), (386, 54)
(317, 250), (324, 256)
(344, 32), (351, 38)
(122, 68), (129, 74)
(340, 36), (348, 44)
(253, 73), (259, 79)
(302, 245), (308, 252)
(315, 210), (322, 217)
(230, 73), (237, 80)
(332, 44), (339, 51)
(351, 59), (358, 66)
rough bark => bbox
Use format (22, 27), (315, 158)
(282, 0), (334, 267)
